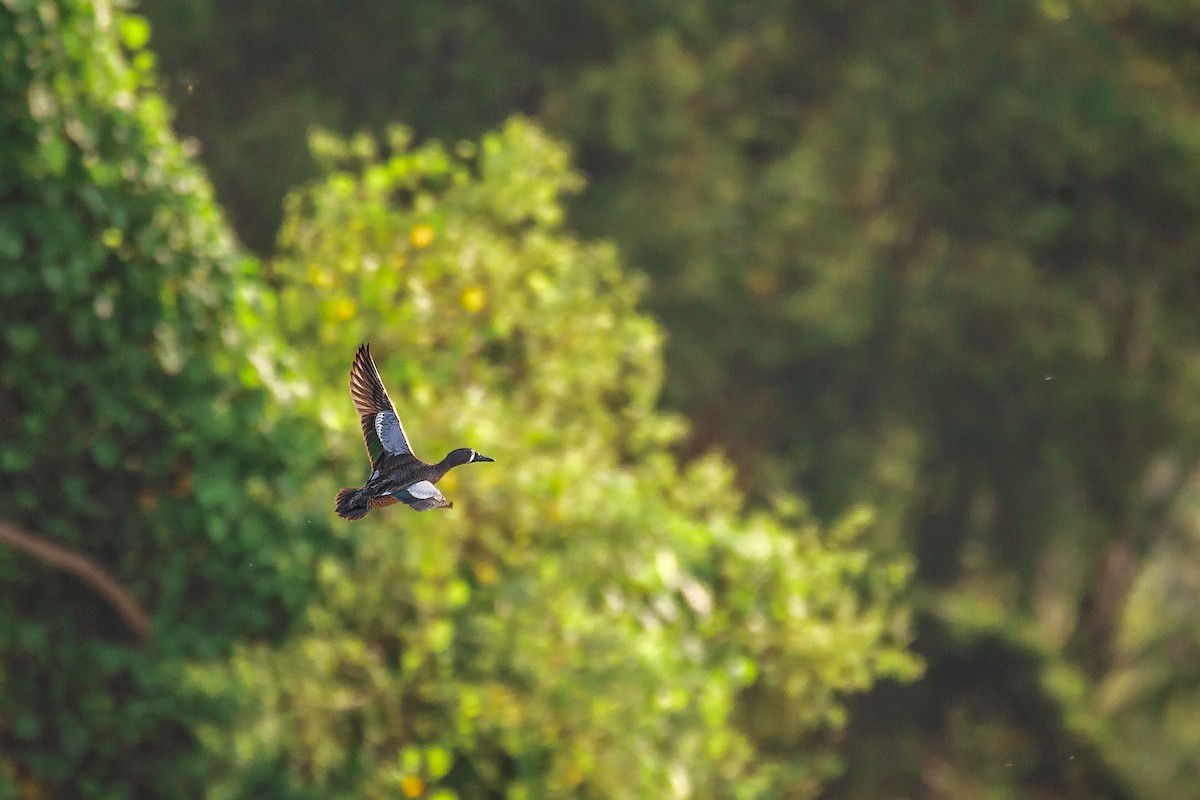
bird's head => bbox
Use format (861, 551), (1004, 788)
(443, 448), (495, 468)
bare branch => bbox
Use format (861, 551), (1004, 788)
(0, 519), (151, 642)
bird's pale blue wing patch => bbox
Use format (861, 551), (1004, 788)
(375, 411), (412, 456)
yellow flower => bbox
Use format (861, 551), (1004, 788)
(474, 561), (499, 586)
(331, 297), (357, 322)
(461, 285), (486, 313)
(1040, 0), (1069, 20)
(410, 224), (434, 249)
(399, 775), (424, 798)
(562, 763), (585, 788)
(308, 265), (335, 287)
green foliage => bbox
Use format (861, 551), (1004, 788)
(0, 1), (333, 795)
(0, 4), (917, 793)
(594, 6), (1200, 797)
(19, 0), (1200, 795)
(139, 0), (618, 252)
(139, 0), (1200, 796)
(190, 120), (918, 798)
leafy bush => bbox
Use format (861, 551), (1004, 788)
(192, 120), (919, 799)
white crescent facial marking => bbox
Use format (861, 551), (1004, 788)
(468, 450), (476, 462)
(406, 480), (440, 499)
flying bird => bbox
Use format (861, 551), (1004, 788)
(335, 343), (493, 519)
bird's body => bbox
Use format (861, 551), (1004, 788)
(335, 344), (492, 520)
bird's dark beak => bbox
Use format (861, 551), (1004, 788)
(474, 453), (495, 463)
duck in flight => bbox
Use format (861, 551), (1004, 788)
(335, 344), (493, 519)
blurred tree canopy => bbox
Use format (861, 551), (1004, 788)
(0, 2), (919, 798)
(137, 0), (1200, 798)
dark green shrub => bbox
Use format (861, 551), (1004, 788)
(0, 2), (332, 795)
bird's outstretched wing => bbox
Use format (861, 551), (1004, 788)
(349, 343), (415, 462)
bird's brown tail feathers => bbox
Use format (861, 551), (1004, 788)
(335, 487), (369, 520)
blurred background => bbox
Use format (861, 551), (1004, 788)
(3, 0), (1200, 797)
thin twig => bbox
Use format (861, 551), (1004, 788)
(0, 519), (151, 642)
